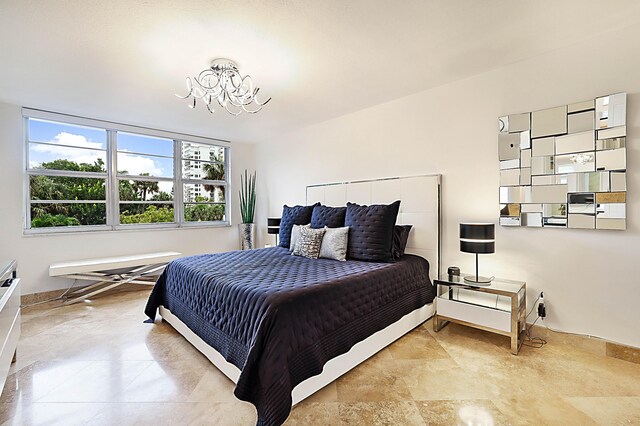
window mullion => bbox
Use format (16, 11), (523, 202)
(174, 140), (184, 225)
(107, 129), (119, 229)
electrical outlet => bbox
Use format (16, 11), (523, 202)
(537, 291), (546, 319)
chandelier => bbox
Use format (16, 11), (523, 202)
(176, 58), (271, 116)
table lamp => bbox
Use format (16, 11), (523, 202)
(267, 218), (281, 246)
(459, 223), (495, 285)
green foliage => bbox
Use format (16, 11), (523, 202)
(239, 169), (256, 223)
(184, 203), (225, 222)
(31, 214), (81, 227)
(30, 158), (224, 228)
(119, 205), (174, 224)
(203, 154), (225, 201)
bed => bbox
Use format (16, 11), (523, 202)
(144, 174), (441, 426)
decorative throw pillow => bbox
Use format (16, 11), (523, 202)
(289, 224), (310, 252)
(292, 226), (326, 259)
(392, 225), (413, 259)
(319, 226), (349, 261)
(345, 200), (401, 262)
(279, 203), (318, 249)
(310, 205), (347, 229)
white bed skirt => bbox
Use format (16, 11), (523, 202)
(158, 302), (435, 405)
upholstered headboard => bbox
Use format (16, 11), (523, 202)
(306, 174), (442, 280)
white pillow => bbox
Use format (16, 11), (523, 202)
(289, 224), (310, 251)
(319, 226), (349, 261)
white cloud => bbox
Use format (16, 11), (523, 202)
(117, 153), (163, 176)
(32, 132), (166, 177)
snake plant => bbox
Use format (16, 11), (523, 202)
(239, 170), (256, 223)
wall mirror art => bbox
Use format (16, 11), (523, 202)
(498, 93), (627, 230)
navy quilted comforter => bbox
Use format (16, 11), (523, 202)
(144, 247), (434, 425)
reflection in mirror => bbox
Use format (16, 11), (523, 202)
(610, 172), (626, 192)
(499, 133), (520, 160)
(521, 204), (542, 213)
(520, 131), (531, 149)
(543, 204), (566, 217)
(500, 216), (520, 226)
(500, 203), (520, 217)
(532, 137), (555, 157)
(531, 156), (554, 175)
(555, 153), (595, 174)
(532, 185), (567, 204)
(543, 217), (567, 227)
(595, 148), (626, 171)
(499, 116), (509, 133)
(508, 113), (530, 133)
(500, 169), (520, 186)
(568, 214), (595, 229)
(597, 126), (625, 140)
(569, 193), (595, 204)
(520, 168), (531, 185)
(568, 100), (594, 114)
(567, 111), (594, 134)
(569, 203), (595, 214)
(595, 93), (626, 129)
(531, 105), (567, 138)
(596, 203), (625, 219)
(595, 192), (626, 203)
(596, 137), (625, 151)
(500, 159), (520, 170)
(521, 212), (542, 227)
(532, 175), (555, 186)
(521, 149), (531, 167)
(555, 131), (594, 155)
(567, 172), (610, 193)
(500, 186), (531, 203)
(596, 218), (625, 230)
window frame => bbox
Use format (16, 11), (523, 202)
(23, 108), (231, 234)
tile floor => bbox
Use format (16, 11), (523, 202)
(2, 287), (640, 425)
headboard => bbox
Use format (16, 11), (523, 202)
(306, 174), (442, 280)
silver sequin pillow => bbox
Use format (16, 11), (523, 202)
(319, 226), (349, 261)
(292, 226), (326, 259)
(289, 224), (311, 251)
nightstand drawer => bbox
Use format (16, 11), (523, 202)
(437, 295), (512, 333)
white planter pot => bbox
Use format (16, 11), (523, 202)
(239, 223), (255, 250)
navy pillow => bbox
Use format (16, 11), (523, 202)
(345, 200), (401, 262)
(392, 225), (413, 259)
(310, 205), (347, 229)
(279, 203), (318, 248)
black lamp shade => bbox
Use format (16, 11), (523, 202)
(267, 218), (281, 227)
(459, 223), (495, 254)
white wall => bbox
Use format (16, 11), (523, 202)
(256, 23), (640, 348)
(0, 101), (255, 295)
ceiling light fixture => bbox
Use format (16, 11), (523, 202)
(176, 58), (271, 116)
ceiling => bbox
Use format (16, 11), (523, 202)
(1, 0), (640, 144)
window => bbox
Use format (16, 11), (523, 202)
(24, 109), (230, 233)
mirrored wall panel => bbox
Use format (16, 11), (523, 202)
(498, 93), (627, 230)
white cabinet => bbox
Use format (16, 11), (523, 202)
(0, 261), (19, 393)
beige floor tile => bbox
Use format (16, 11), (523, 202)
(565, 396), (640, 424)
(338, 401), (425, 426)
(415, 399), (511, 426)
(5, 288), (640, 425)
(1, 402), (106, 426)
(492, 397), (598, 426)
(286, 402), (340, 425)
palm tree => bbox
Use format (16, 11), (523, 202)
(132, 173), (159, 201)
(203, 155), (225, 201)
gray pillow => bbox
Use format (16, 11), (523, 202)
(319, 226), (349, 261)
(289, 224), (310, 251)
(292, 226), (326, 259)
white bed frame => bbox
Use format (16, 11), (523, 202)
(159, 174), (442, 406)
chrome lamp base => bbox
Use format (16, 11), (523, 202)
(463, 275), (493, 285)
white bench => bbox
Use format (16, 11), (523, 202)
(49, 252), (181, 305)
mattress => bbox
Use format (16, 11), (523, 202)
(145, 247), (434, 426)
